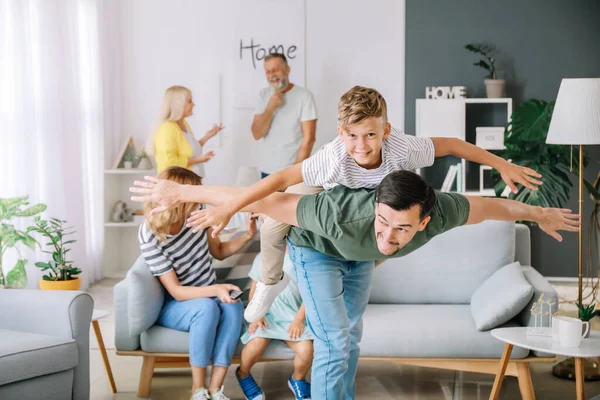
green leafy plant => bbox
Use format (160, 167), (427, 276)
(465, 43), (498, 79)
(32, 217), (81, 281)
(0, 197), (47, 288)
(577, 303), (599, 322)
(491, 99), (600, 208)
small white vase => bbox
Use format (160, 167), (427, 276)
(137, 157), (152, 170)
(484, 79), (505, 98)
(124, 161), (133, 169)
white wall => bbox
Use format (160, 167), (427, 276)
(112, 0), (405, 185)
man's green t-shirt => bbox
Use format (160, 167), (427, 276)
(288, 186), (471, 261)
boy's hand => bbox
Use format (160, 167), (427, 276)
(248, 318), (268, 335)
(537, 207), (580, 242)
(246, 213), (259, 237)
(498, 161), (543, 194)
(130, 176), (182, 214)
(187, 205), (234, 236)
(213, 283), (241, 304)
(288, 318), (305, 340)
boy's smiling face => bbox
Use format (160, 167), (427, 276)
(338, 117), (392, 169)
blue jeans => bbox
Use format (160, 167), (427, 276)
(288, 240), (374, 400)
(157, 293), (243, 368)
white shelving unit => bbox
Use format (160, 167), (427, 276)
(416, 98), (512, 196)
(104, 169), (154, 278)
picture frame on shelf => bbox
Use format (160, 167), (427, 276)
(113, 136), (136, 169)
(479, 165), (496, 196)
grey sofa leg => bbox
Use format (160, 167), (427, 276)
(516, 363), (535, 400)
(138, 356), (156, 398)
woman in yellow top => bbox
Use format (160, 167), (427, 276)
(153, 86), (223, 178)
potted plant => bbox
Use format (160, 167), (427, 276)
(465, 43), (504, 98)
(136, 147), (153, 170)
(123, 149), (134, 169)
(32, 217), (82, 290)
(577, 303), (598, 338)
(0, 196), (47, 288)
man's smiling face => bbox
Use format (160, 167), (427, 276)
(373, 202), (431, 256)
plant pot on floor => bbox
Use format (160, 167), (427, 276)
(39, 277), (81, 290)
(484, 79), (505, 98)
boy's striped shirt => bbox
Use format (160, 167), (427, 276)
(138, 221), (216, 287)
(302, 128), (435, 190)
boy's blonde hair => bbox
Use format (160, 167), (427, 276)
(144, 166), (202, 241)
(337, 86), (388, 129)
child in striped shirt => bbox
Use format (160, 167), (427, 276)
(162, 86), (542, 323)
(138, 166), (257, 400)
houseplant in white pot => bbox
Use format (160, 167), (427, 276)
(465, 43), (504, 98)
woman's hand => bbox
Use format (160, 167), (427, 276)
(205, 123), (224, 140)
(130, 176), (183, 214)
(199, 151), (215, 163)
(248, 317), (268, 335)
(246, 213), (259, 238)
(288, 318), (305, 340)
(212, 283), (241, 304)
(498, 161), (543, 194)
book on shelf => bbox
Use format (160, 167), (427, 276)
(441, 165), (457, 192)
(455, 162), (462, 193)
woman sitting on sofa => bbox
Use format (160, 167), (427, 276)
(138, 166), (257, 400)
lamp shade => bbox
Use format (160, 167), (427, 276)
(546, 78), (600, 145)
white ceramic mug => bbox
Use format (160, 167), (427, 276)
(558, 316), (590, 347)
(552, 316), (563, 343)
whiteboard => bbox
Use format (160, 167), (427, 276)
(233, 0), (306, 109)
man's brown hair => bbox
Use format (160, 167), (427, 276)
(337, 86), (388, 128)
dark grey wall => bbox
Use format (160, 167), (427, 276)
(405, 0), (600, 277)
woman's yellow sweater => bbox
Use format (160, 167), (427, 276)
(153, 120), (194, 173)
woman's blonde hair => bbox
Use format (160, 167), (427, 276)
(147, 86), (191, 155)
(144, 166), (202, 241)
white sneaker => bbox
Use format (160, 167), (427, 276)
(191, 388), (210, 400)
(244, 272), (290, 322)
(210, 386), (230, 400)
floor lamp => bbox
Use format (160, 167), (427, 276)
(546, 78), (600, 380)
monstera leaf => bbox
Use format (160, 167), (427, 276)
(493, 99), (588, 208)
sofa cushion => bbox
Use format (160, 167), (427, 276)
(470, 261), (534, 331)
(0, 329), (78, 385)
(140, 325), (295, 359)
(369, 220), (515, 304)
(127, 256), (164, 336)
(360, 304), (530, 358)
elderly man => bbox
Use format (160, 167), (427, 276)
(251, 53), (317, 178)
(131, 169), (579, 400)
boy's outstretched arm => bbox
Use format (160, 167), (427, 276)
(465, 196), (580, 242)
(130, 176), (302, 229)
(431, 137), (543, 194)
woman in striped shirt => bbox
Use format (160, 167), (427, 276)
(138, 166), (257, 400)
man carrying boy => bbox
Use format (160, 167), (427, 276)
(196, 86), (543, 323)
(131, 170), (578, 400)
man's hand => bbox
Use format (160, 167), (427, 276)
(498, 161), (543, 194)
(266, 90), (284, 112)
(187, 205), (235, 236)
(130, 176), (182, 214)
(248, 318), (268, 335)
(537, 208), (580, 242)
(288, 318), (305, 340)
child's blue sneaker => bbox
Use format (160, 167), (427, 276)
(236, 367), (265, 400)
(287, 376), (311, 399)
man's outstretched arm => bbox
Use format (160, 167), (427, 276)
(465, 196), (580, 242)
(130, 176), (302, 230)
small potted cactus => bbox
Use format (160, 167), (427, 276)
(577, 302), (598, 338)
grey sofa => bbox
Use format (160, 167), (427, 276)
(115, 221), (557, 397)
(0, 289), (94, 400)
